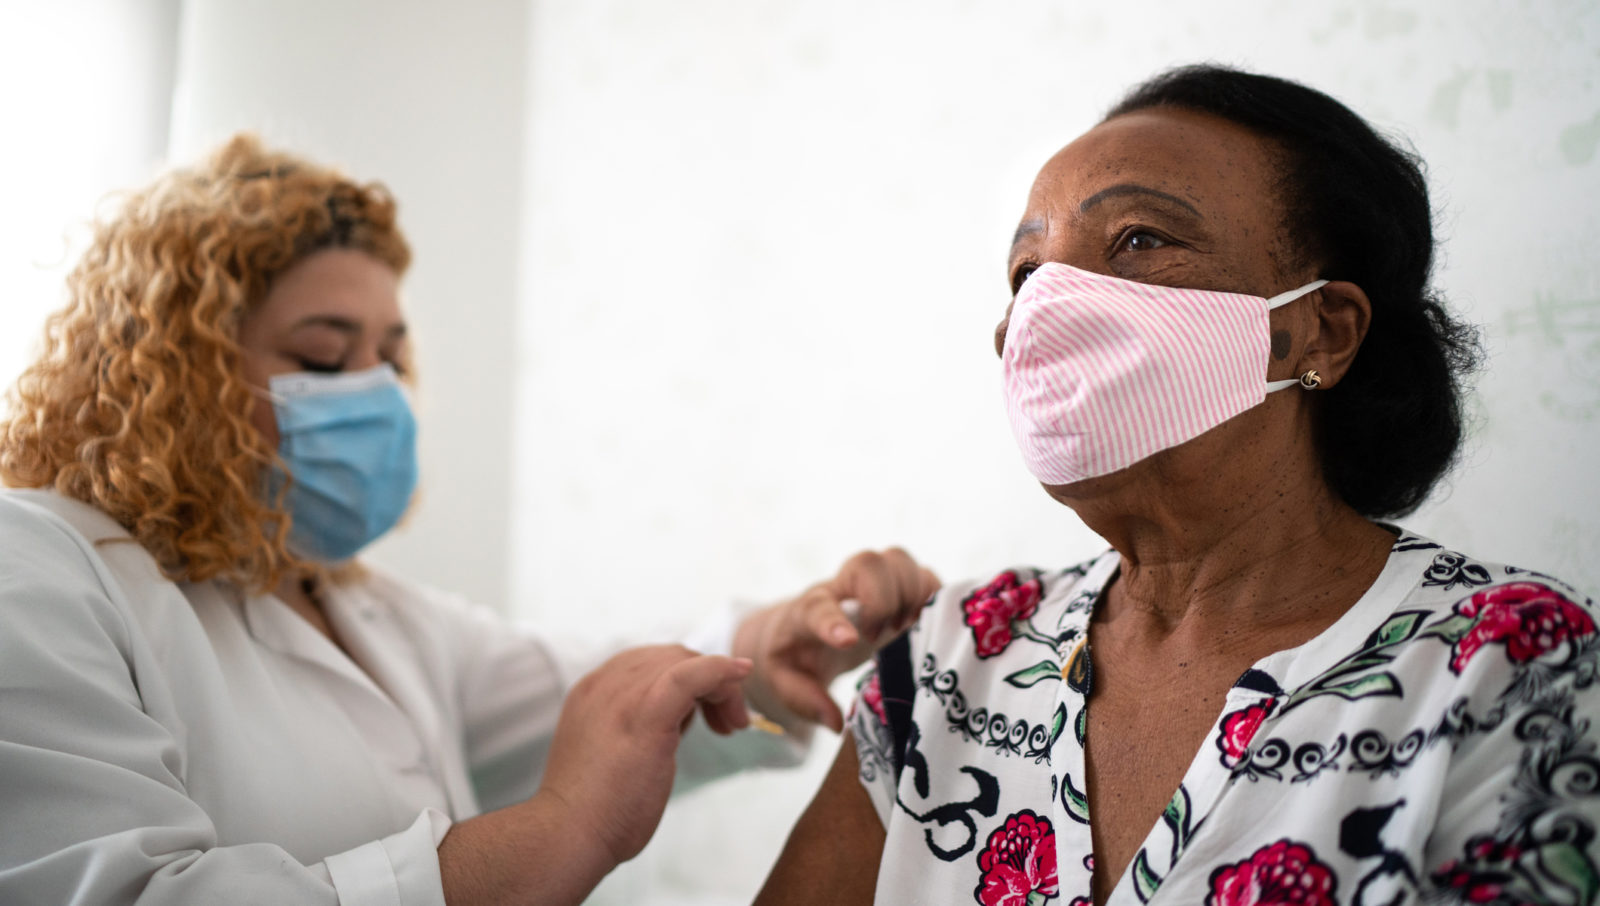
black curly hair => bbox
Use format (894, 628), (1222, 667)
(1106, 64), (1481, 518)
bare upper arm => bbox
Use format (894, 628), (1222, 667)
(755, 733), (886, 906)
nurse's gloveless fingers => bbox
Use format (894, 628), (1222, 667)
(695, 668), (752, 736)
(766, 660), (844, 734)
(648, 653), (752, 736)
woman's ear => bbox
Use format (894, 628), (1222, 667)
(1297, 280), (1372, 388)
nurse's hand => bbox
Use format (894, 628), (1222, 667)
(734, 547), (940, 733)
(439, 645), (751, 905)
(543, 645), (752, 860)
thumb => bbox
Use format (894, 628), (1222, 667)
(646, 655), (753, 732)
(768, 665), (845, 734)
(807, 593), (862, 650)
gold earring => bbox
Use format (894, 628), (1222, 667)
(1299, 370), (1322, 389)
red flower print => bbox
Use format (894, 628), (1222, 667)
(1430, 835), (1535, 905)
(975, 810), (1059, 906)
(1467, 839), (1521, 863)
(1435, 864), (1519, 905)
(1466, 883), (1504, 903)
(1206, 839), (1337, 906)
(964, 571), (1044, 658)
(856, 671), (889, 726)
(1449, 582), (1596, 674)
(1215, 700), (1276, 767)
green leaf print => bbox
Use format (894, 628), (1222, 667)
(1132, 849), (1162, 902)
(1048, 704), (1066, 750)
(1368, 610), (1426, 647)
(1536, 840), (1600, 903)
(1311, 671), (1402, 703)
(1161, 785), (1193, 864)
(1420, 612), (1477, 644)
(1062, 772), (1090, 825)
(1075, 706), (1087, 745)
(1278, 609), (1448, 714)
(1005, 659), (1063, 689)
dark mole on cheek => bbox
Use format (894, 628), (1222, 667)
(1270, 329), (1292, 360)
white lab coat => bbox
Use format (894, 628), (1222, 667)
(0, 488), (798, 905)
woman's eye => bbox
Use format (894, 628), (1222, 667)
(1121, 230), (1168, 252)
(295, 358), (343, 374)
(1010, 264), (1038, 294)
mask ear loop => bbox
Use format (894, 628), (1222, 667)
(1264, 279), (1331, 392)
(248, 384), (287, 406)
(1266, 279), (1329, 310)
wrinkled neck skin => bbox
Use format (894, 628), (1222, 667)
(1049, 400), (1395, 637)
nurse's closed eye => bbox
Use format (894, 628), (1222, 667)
(295, 357), (343, 374)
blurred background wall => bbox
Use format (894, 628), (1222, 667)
(2, 1), (1597, 902)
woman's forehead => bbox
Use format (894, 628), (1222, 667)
(255, 248), (404, 329)
(1028, 108), (1280, 214)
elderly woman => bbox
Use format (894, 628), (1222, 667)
(757, 66), (1598, 906)
(0, 135), (937, 905)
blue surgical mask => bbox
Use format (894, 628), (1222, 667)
(262, 364), (418, 562)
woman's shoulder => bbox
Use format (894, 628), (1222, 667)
(0, 486), (122, 540)
(0, 488), (146, 647)
(1380, 530), (1595, 639)
(0, 488), (129, 578)
(937, 554), (1116, 601)
(1, 487), (170, 587)
(909, 551), (1117, 660)
(1281, 529), (1599, 723)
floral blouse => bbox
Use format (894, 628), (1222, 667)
(848, 532), (1600, 906)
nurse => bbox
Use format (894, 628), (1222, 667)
(0, 134), (937, 905)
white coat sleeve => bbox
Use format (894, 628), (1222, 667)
(0, 501), (448, 906)
(414, 585), (805, 812)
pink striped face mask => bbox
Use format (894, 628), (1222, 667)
(1001, 262), (1327, 485)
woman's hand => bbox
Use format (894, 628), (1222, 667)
(734, 548), (940, 733)
(440, 646), (751, 905)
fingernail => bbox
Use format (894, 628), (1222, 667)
(732, 657), (754, 671)
(830, 624), (854, 645)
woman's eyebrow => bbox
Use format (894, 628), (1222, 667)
(1079, 183), (1203, 218)
(1011, 218), (1045, 251)
(290, 315), (407, 339)
(291, 315), (360, 334)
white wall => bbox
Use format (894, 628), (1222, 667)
(0, 0), (179, 397)
(513, 1), (1600, 902)
(168, 0), (528, 611)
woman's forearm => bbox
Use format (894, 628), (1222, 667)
(441, 645), (754, 904)
(438, 791), (615, 906)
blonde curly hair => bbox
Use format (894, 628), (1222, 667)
(0, 133), (411, 591)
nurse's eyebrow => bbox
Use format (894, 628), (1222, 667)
(1079, 184), (1202, 218)
(291, 315), (408, 339)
